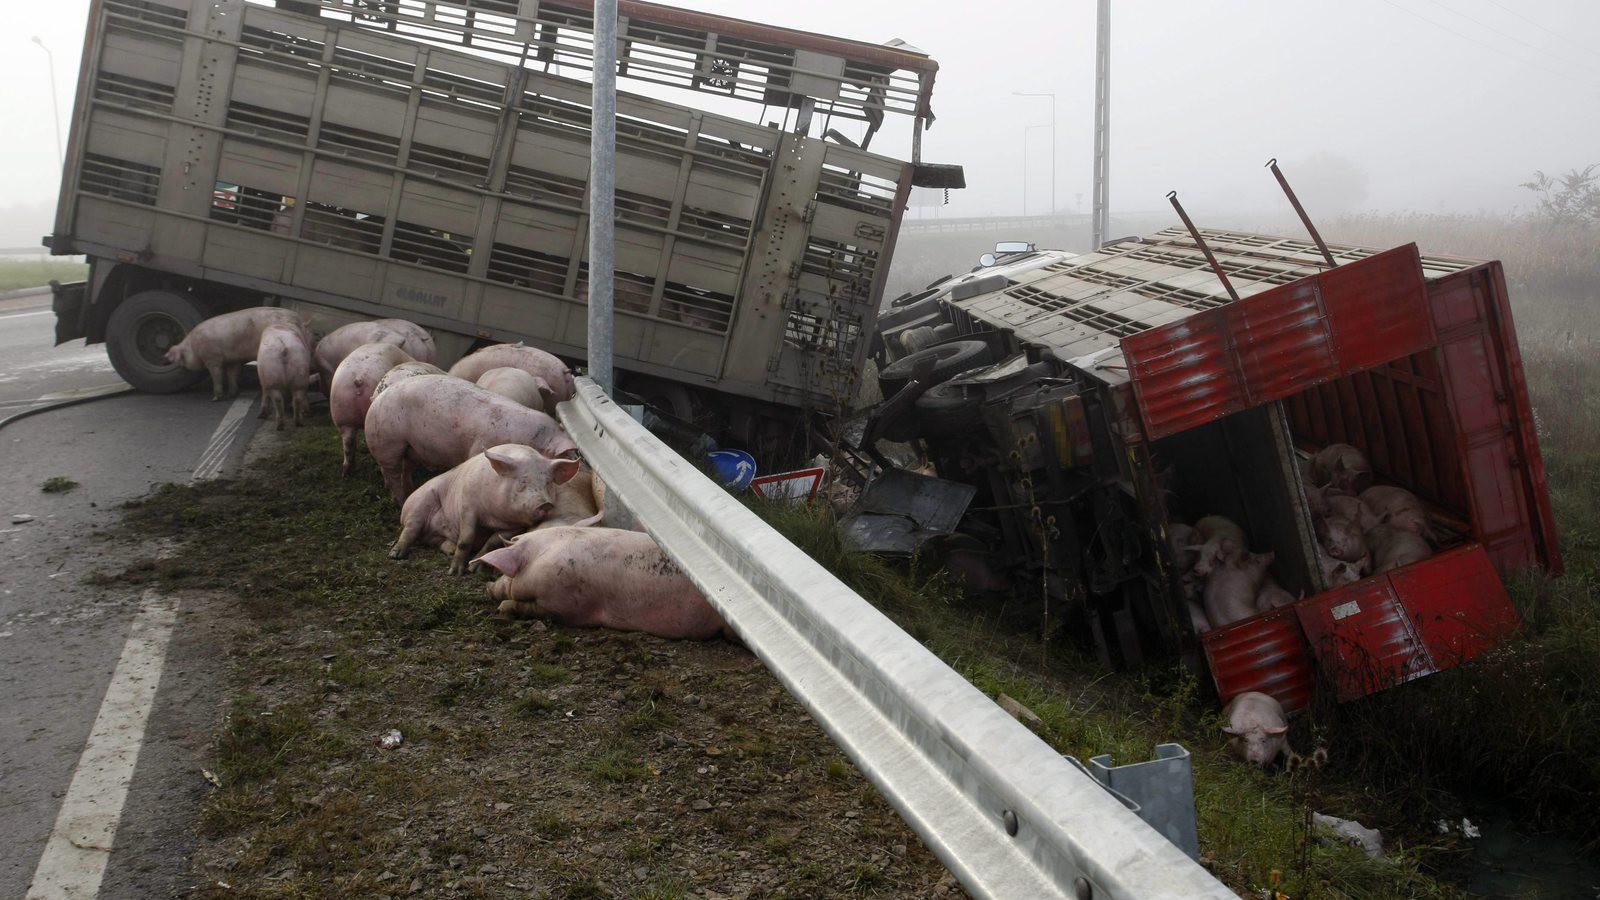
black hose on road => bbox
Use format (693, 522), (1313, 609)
(0, 388), (136, 434)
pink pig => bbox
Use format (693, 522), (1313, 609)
(1202, 541), (1274, 629)
(1222, 691), (1290, 766)
(372, 361), (447, 401)
(329, 342), (415, 474)
(475, 366), (554, 412)
(255, 324), (312, 430)
(1360, 486), (1436, 543)
(448, 343), (576, 403)
(1189, 515), (1247, 578)
(164, 307), (310, 400)
(390, 445), (579, 575)
(1366, 524), (1433, 573)
(363, 374), (579, 503)
(1310, 443), (1373, 495)
(314, 318), (436, 385)
(475, 526), (732, 641)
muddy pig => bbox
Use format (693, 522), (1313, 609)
(1190, 515), (1248, 578)
(1221, 691), (1290, 766)
(391, 444), (578, 575)
(329, 342), (415, 474)
(1366, 524), (1432, 573)
(475, 526), (732, 641)
(1310, 443), (1373, 495)
(255, 324), (312, 429)
(1360, 485), (1435, 543)
(372, 361), (447, 401)
(164, 307), (310, 400)
(315, 318), (436, 385)
(475, 366), (554, 412)
(448, 343), (576, 403)
(1202, 541), (1274, 629)
(364, 374), (579, 503)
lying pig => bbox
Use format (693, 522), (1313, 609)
(476, 366), (553, 412)
(1256, 578), (1297, 612)
(1222, 691), (1290, 766)
(1187, 600), (1212, 634)
(1310, 443), (1373, 495)
(256, 324), (312, 429)
(1360, 485), (1435, 543)
(372, 360), (447, 400)
(330, 342), (415, 475)
(1203, 541), (1275, 629)
(1190, 515), (1248, 578)
(364, 374), (579, 503)
(314, 318), (436, 385)
(1366, 524), (1432, 573)
(391, 445), (578, 575)
(1317, 546), (1367, 588)
(164, 307), (310, 400)
(448, 343), (576, 403)
(1314, 512), (1369, 564)
(1325, 493), (1373, 531)
(475, 526), (732, 641)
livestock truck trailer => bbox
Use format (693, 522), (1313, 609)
(43, 0), (961, 453)
(851, 227), (1560, 712)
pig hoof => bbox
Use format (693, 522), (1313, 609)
(495, 598), (519, 618)
(388, 546), (408, 560)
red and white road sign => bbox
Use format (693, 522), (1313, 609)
(750, 466), (828, 503)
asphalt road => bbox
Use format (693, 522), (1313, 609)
(0, 291), (262, 898)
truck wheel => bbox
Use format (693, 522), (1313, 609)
(877, 340), (993, 396)
(105, 290), (206, 393)
(913, 381), (985, 437)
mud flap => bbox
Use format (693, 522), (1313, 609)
(50, 280), (87, 345)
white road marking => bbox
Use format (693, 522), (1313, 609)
(25, 592), (179, 900)
(0, 309), (53, 321)
(191, 396), (255, 482)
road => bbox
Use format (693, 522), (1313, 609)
(0, 291), (262, 898)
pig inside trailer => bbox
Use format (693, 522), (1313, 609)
(846, 227), (1559, 713)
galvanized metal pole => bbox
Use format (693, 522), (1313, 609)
(587, 0), (617, 395)
(32, 37), (64, 172)
(1091, 0), (1110, 248)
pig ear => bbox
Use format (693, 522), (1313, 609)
(550, 458), (581, 485)
(484, 447), (520, 477)
(1263, 725), (1288, 735)
(536, 380), (557, 412)
(1220, 725), (1242, 736)
(472, 546), (524, 577)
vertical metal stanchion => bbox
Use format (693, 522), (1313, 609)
(587, 0), (617, 394)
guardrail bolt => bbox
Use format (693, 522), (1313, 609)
(1002, 809), (1018, 836)
(1074, 876), (1093, 899)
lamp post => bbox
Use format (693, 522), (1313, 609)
(32, 36), (64, 172)
(1013, 91), (1055, 215)
(587, 0), (617, 395)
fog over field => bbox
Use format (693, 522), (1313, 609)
(2, 0), (1598, 248)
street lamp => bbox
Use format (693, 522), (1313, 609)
(1013, 91), (1055, 215)
(32, 36), (65, 172)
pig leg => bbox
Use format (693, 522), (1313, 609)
(207, 364), (225, 401)
(292, 389), (309, 426)
(272, 390), (287, 431)
(257, 383), (270, 419)
(225, 364), (242, 399)
(389, 516), (426, 560)
(448, 514), (479, 576)
(339, 426), (356, 476)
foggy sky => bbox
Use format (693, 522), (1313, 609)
(2, 0), (1597, 245)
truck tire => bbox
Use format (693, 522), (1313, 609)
(105, 289), (207, 393)
(913, 381), (985, 437)
(877, 340), (993, 397)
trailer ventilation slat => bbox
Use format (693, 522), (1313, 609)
(209, 182), (294, 233)
(389, 220), (473, 273)
(225, 100), (313, 144)
(300, 203), (384, 254)
(502, 165), (584, 209)
(816, 165), (896, 217)
(93, 71), (177, 114)
(79, 153), (161, 206)
(240, 25), (326, 71)
(803, 237), (878, 296)
(104, 0), (188, 34)
(408, 142), (492, 185)
(486, 242), (570, 295)
(784, 309), (862, 357)
(660, 283), (735, 333)
(318, 121), (402, 163)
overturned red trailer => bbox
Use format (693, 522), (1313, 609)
(862, 227), (1558, 711)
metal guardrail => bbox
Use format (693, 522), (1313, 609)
(898, 213), (1090, 236)
(556, 378), (1233, 900)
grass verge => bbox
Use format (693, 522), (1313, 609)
(0, 258), (86, 292)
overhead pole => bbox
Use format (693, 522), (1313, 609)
(1091, 0), (1110, 248)
(587, 0), (618, 395)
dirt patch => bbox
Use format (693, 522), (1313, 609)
(98, 420), (958, 898)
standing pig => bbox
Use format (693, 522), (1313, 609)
(164, 307), (310, 400)
(329, 342), (415, 474)
(364, 374), (579, 503)
(1221, 691), (1290, 766)
(448, 343), (576, 403)
(372, 361), (447, 401)
(314, 318), (436, 385)
(476, 366), (554, 412)
(1366, 524), (1432, 573)
(1310, 444), (1373, 495)
(391, 444), (578, 575)
(256, 324), (312, 429)
(1202, 541), (1275, 629)
(474, 526), (731, 641)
